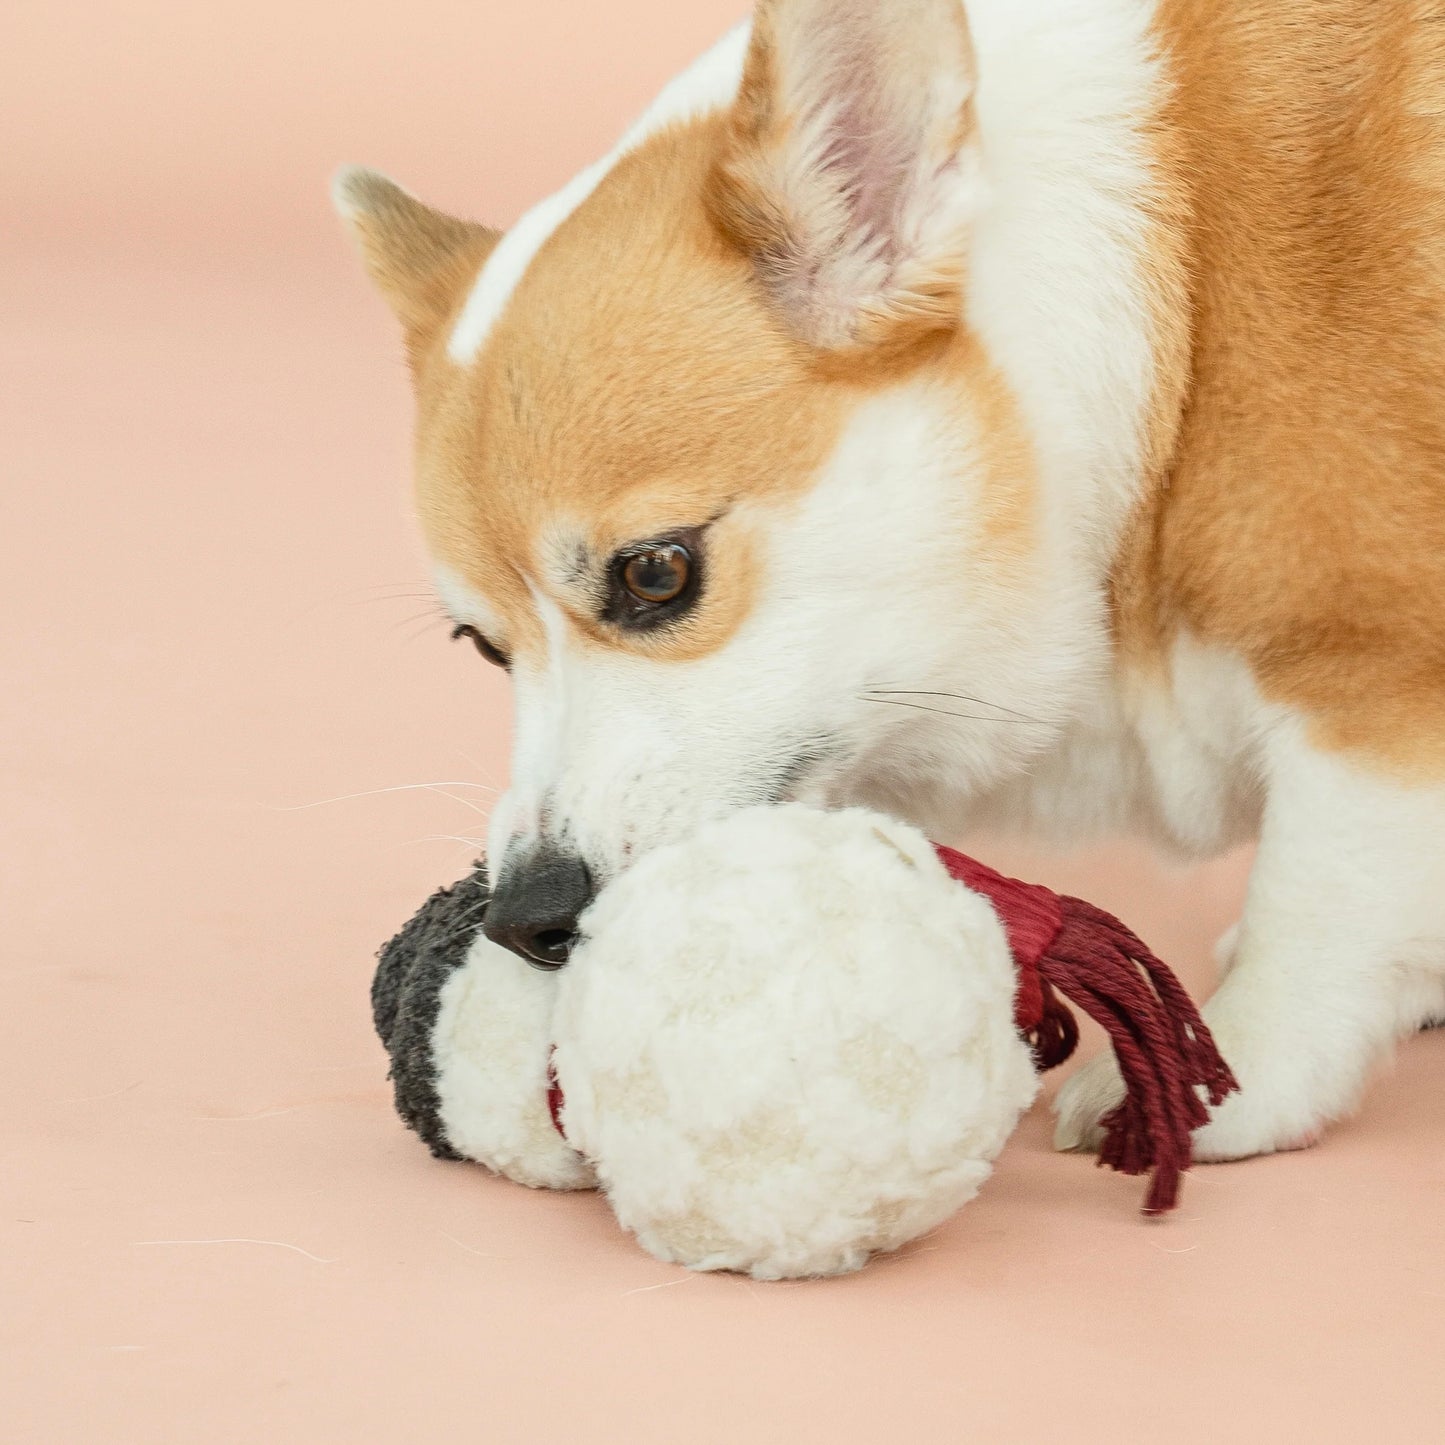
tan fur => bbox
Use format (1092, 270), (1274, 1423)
(404, 119), (851, 661)
(335, 169), (498, 364)
(1116, 0), (1445, 777)
(939, 335), (1038, 572)
(382, 118), (1018, 665)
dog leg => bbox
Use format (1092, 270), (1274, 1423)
(1057, 723), (1445, 1161)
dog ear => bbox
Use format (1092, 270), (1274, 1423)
(709, 0), (981, 354)
(332, 167), (500, 358)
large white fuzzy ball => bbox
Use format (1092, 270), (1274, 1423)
(553, 805), (1038, 1279)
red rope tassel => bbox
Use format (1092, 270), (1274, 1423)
(1030, 976), (1081, 1073)
(546, 1056), (566, 1137)
(936, 847), (1239, 1214)
(1045, 895), (1237, 1212)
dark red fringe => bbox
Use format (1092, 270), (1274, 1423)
(546, 1056), (565, 1136)
(1042, 895), (1239, 1214)
(1027, 977), (1080, 1072)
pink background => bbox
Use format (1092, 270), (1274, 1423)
(5, 1), (1442, 1440)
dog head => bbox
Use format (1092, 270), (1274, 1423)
(336, 2), (1120, 960)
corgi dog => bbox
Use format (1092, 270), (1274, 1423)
(334, 0), (1445, 1164)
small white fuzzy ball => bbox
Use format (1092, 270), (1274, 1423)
(431, 932), (596, 1190)
(553, 805), (1038, 1279)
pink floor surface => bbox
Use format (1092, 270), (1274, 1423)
(5, 2), (1443, 1440)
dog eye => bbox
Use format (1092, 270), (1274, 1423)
(604, 528), (705, 630)
(450, 624), (511, 670)
(620, 542), (692, 605)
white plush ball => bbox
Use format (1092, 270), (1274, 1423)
(553, 805), (1038, 1279)
(430, 932), (596, 1191)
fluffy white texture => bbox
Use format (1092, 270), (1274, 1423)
(431, 931), (595, 1190)
(552, 805), (1038, 1279)
(965, 0), (1166, 554)
(967, 632), (1269, 857)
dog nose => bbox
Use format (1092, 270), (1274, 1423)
(482, 844), (595, 970)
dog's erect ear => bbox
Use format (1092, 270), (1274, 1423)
(332, 167), (500, 356)
(709, 0), (981, 353)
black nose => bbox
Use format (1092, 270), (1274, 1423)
(482, 844), (594, 970)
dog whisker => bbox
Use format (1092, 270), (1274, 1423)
(864, 687), (1043, 723)
(392, 609), (450, 631)
(274, 781), (501, 813)
(348, 581), (435, 597)
(398, 615), (451, 644)
(454, 897), (492, 929)
(860, 696), (1049, 725)
(402, 833), (490, 852)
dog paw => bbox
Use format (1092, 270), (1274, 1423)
(1181, 998), (1358, 1161)
(1053, 1046), (1326, 1164)
(1185, 1086), (1325, 1163)
(1051, 1052), (1126, 1155)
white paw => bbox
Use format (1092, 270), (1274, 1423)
(1051, 1051), (1126, 1155)
(1186, 1085), (1323, 1163)
(1184, 994), (1360, 1161)
(1053, 1041), (1328, 1164)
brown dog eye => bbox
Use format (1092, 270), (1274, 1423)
(621, 543), (691, 604)
(450, 623), (510, 670)
(604, 528), (706, 630)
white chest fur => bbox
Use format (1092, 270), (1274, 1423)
(963, 636), (1270, 858)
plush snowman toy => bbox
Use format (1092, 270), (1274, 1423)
(374, 806), (1233, 1280)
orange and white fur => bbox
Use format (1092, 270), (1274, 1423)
(335, 0), (1445, 1163)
